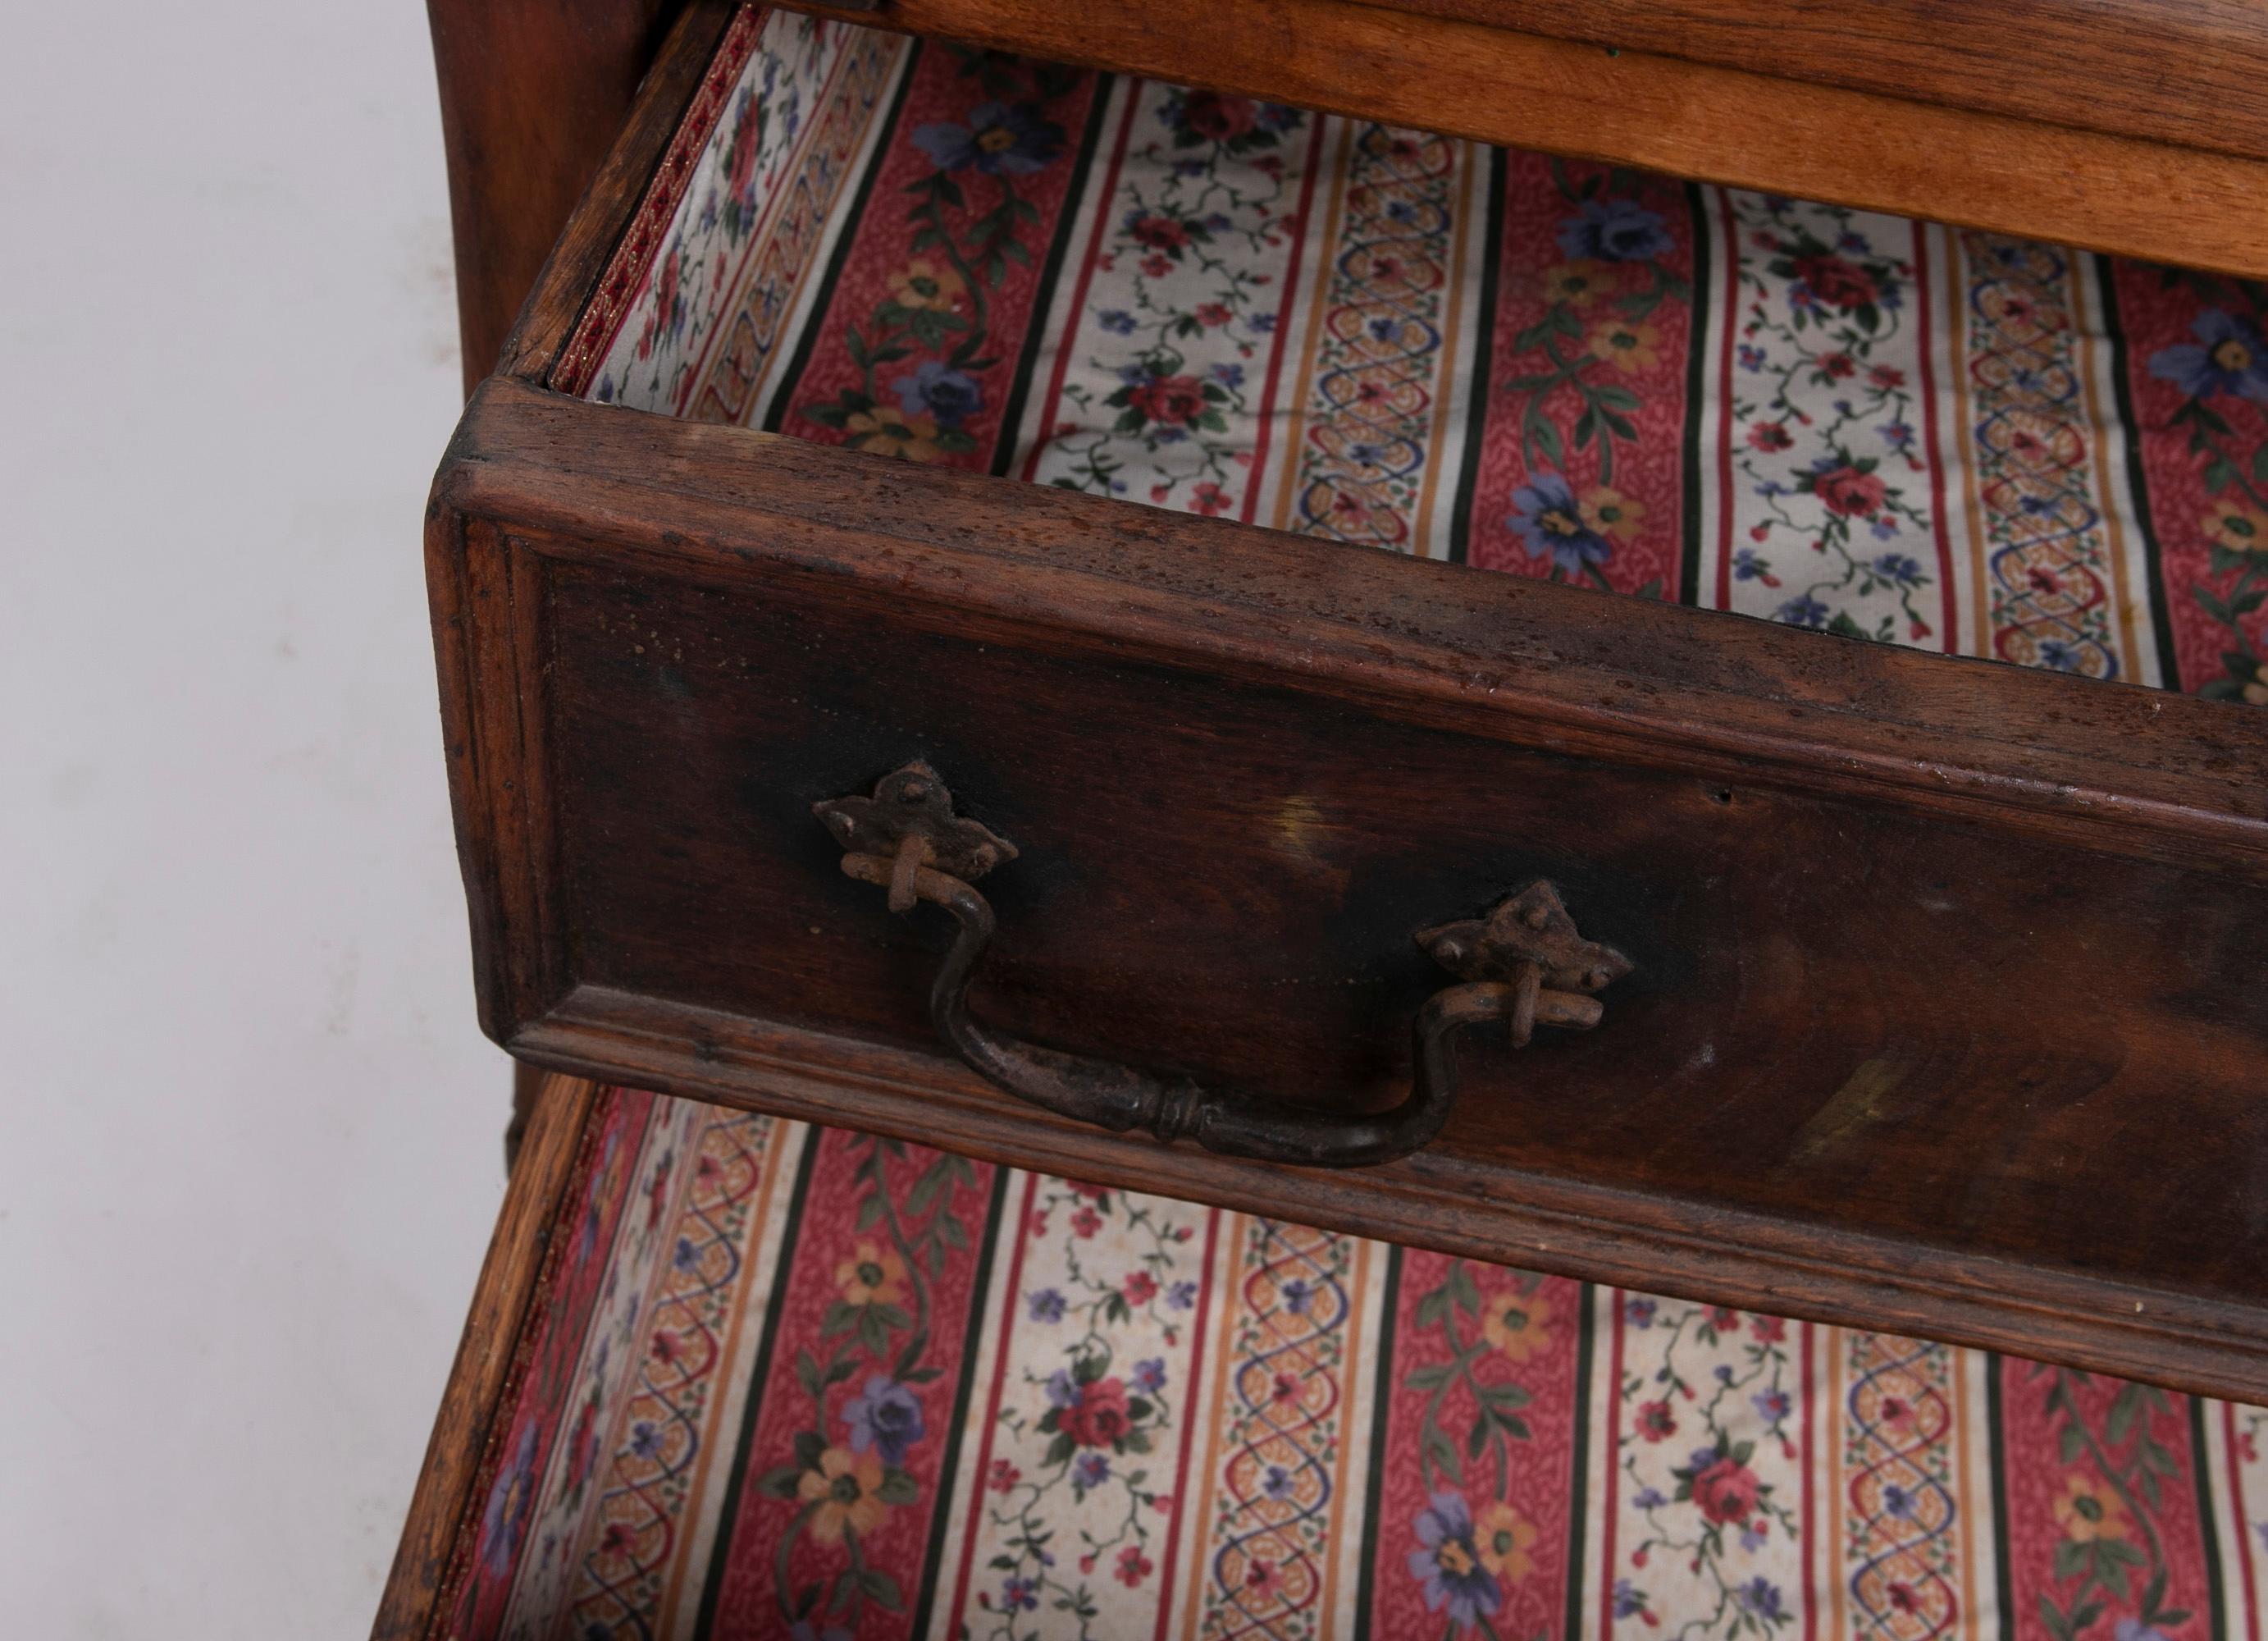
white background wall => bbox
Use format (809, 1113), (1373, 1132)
(1, 4), (506, 1632)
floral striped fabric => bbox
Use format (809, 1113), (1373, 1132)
(451, 14), (2268, 1637)
(442, 1090), (2268, 1641)
(559, 7), (2268, 703)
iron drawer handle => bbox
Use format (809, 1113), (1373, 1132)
(815, 763), (1631, 1168)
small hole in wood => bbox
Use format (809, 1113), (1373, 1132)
(1711, 788), (1734, 805)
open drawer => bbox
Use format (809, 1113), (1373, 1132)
(431, 2), (2268, 1399)
(376, 1080), (2268, 1639)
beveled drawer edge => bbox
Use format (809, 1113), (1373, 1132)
(436, 377), (2268, 882)
(511, 982), (2268, 1406)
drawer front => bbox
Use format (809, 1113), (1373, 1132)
(432, 376), (2268, 1399)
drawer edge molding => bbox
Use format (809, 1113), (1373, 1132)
(509, 986), (2268, 1406)
(439, 377), (2268, 880)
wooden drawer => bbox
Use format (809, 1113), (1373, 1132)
(431, 2), (2268, 1398)
(374, 1079), (2268, 1639)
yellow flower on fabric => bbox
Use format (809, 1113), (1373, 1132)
(798, 1447), (890, 1545)
(2203, 498), (2268, 554)
(1480, 1287), (1553, 1362)
(1579, 485), (1648, 542)
(1475, 1501), (1539, 1582)
(845, 408), (942, 463)
(889, 258), (967, 313)
(1540, 260), (1618, 309)
(835, 1239), (907, 1306)
(2052, 1473), (2129, 1543)
(1588, 316), (1662, 372)
(1434, 1536), (1478, 1576)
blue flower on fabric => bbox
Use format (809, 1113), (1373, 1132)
(1624, 1296), (1657, 1328)
(789, 1621), (852, 1641)
(1074, 1451), (1111, 1488)
(1736, 1578), (1786, 1621)
(842, 1374), (926, 1464)
(1028, 1287), (1066, 1323)
(1212, 361), (1245, 389)
(1752, 1387), (1793, 1423)
(911, 101), (1065, 176)
(1871, 552), (1924, 587)
(1633, 1487), (1666, 1510)
(998, 1577), (1039, 1612)
(1262, 1464), (1295, 1499)
(1167, 1280), (1198, 1310)
(2150, 308), (2268, 404)
(1098, 309), (1139, 335)
(895, 359), (983, 427)
(1132, 1356), (1168, 1392)
(2038, 638), (2082, 671)
(1046, 1367), (1078, 1407)
(1407, 1493), (1502, 1627)
(1882, 1482), (1916, 1518)
(1777, 594), (1832, 629)
(1557, 197), (1673, 263)
(2116, 1622), (2174, 1641)
(1280, 1278), (1312, 1314)
(480, 1420), (541, 1577)
(1508, 473), (1613, 575)
(1613, 1579), (1648, 1620)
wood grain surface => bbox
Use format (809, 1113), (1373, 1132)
(1350, 0), (2268, 165)
(427, 0), (687, 391)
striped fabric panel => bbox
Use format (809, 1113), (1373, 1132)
(571, 7), (2268, 706)
(443, 1088), (2268, 1641)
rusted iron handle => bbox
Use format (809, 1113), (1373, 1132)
(838, 852), (1600, 1167)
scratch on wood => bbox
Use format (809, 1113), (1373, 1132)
(1791, 1058), (1907, 1163)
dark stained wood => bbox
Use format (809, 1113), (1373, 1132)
(1353, 0), (2268, 167)
(775, 0), (2268, 281)
(504, 1058), (547, 1171)
(427, 375), (2268, 1401)
(372, 1072), (602, 1641)
(427, 0), (684, 393)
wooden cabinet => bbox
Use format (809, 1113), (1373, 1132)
(417, 0), (2268, 1405)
